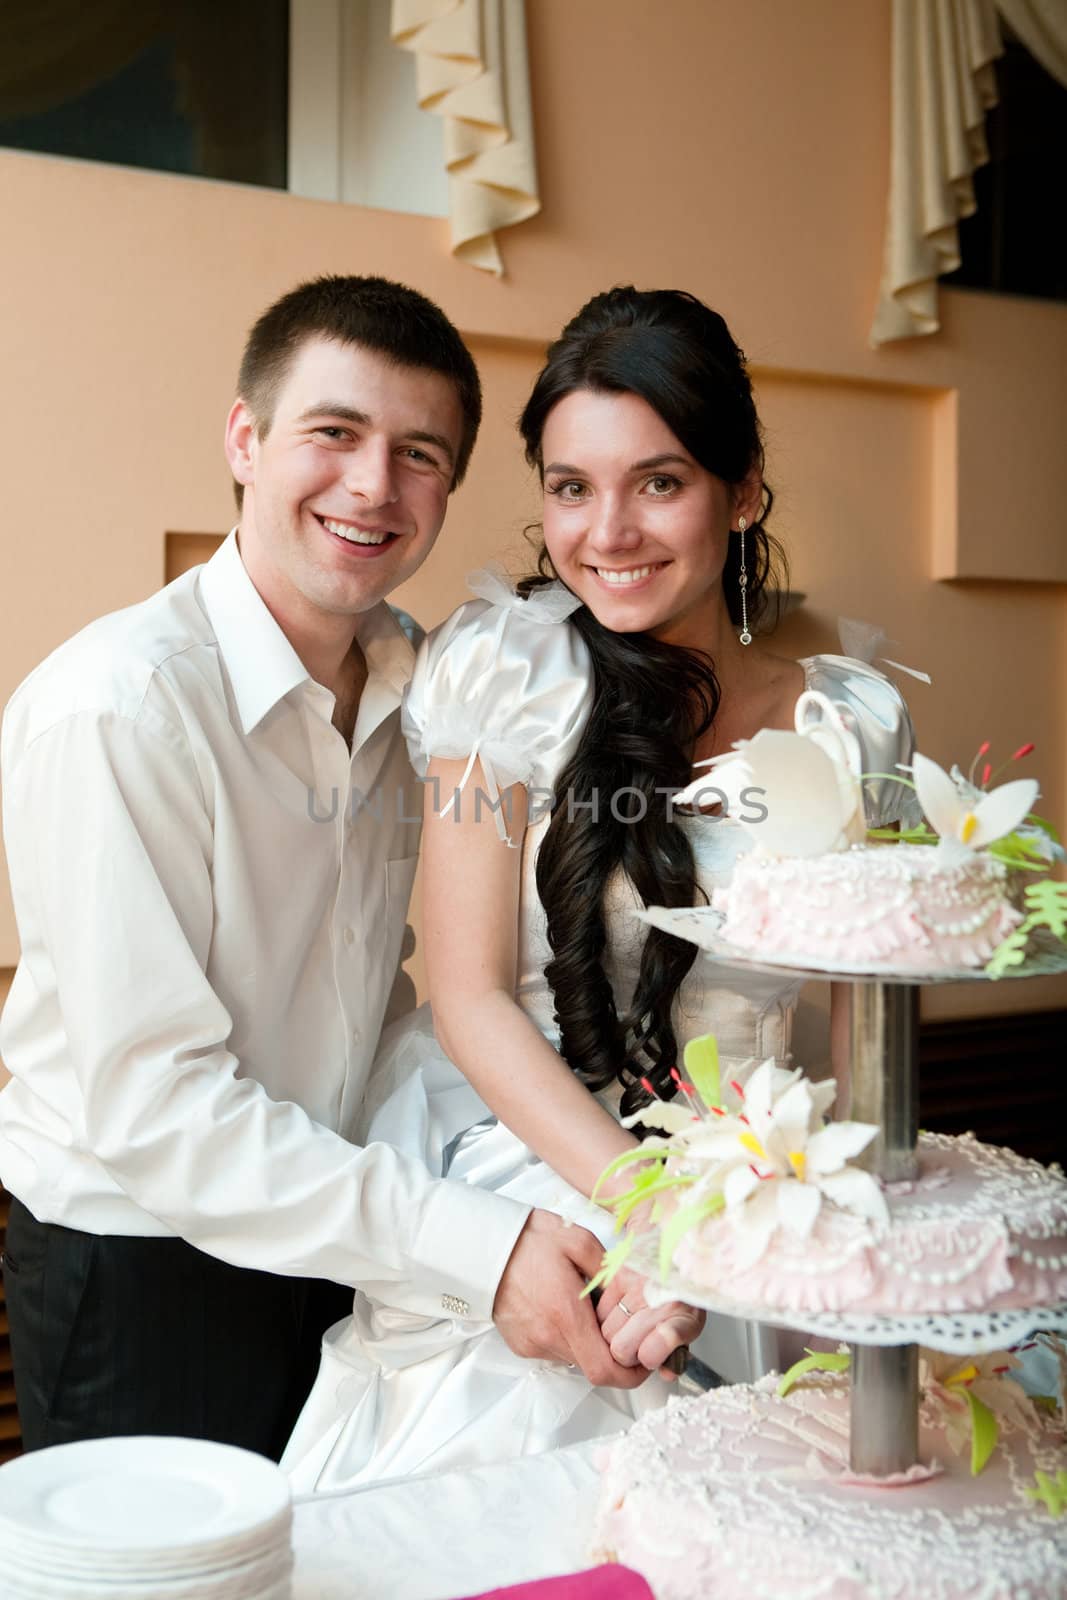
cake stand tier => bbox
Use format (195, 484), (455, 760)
(634, 908), (1067, 983)
(636, 908), (1067, 1475)
(593, 1372), (1067, 1600)
(639, 1255), (1067, 1354)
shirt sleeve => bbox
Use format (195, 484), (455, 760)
(1, 705), (527, 1321)
(402, 597), (594, 816)
(802, 654), (921, 828)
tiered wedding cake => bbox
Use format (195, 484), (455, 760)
(591, 708), (1067, 1599)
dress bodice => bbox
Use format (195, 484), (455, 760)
(514, 806), (797, 1071)
(403, 570), (920, 1080)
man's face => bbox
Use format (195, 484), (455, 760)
(227, 336), (465, 625)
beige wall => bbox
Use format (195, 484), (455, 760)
(2, 0), (1066, 1049)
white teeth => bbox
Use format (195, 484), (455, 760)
(323, 518), (391, 545)
(596, 564), (657, 585)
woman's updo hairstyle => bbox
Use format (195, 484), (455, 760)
(518, 287), (785, 1117)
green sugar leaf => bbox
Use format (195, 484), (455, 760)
(987, 832), (1055, 871)
(985, 927), (1031, 979)
(590, 1145), (666, 1206)
(611, 1171), (697, 1230)
(776, 1349), (852, 1398)
(1023, 1469), (1067, 1517)
(682, 1033), (721, 1109)
(658, 1192), (725, 1280)
(965, 1390), (998, 1476)
(866, 825), (938, 846)
(580, 1232), (636, 1298)
(1022, 879), (1067, 938)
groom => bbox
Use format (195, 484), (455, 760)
(0, 275), (653, 1461)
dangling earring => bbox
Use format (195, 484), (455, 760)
(737, 516), (752, 645)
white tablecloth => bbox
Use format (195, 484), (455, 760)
(290, 1438), (606, 1599)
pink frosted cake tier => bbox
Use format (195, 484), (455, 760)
(669, 1132), (1067, 1317)
(592, 1373), (1067, 1600)
(711, 842), (1020, 972)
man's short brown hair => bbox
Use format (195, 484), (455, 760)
(236, 274), (482, 492)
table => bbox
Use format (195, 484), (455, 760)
(291, 1438), (606, 1599)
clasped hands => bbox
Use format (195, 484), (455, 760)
(492, 1208), (705, 1389)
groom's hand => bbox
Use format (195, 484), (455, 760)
(492, 1210), (649, 1390)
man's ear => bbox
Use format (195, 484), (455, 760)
(224, 398), (258, 489)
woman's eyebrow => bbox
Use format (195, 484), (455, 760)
(543, 452), (691, 476)
(629, 452), (690, 471)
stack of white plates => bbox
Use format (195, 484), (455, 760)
(0, 1436), (293, 1599)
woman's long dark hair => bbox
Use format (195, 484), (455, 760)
(518, 287), (786, 1116)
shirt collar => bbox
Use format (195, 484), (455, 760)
(198, 530), (416, 734)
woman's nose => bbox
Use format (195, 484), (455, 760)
(585, 496), (641, 551)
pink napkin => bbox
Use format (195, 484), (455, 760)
(455, 1566), (654, 1600)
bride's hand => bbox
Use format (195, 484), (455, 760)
(596, 1265), (706, 1378)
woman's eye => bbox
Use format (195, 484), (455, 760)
(548, 480), (587, 501)
(646, 474), (679, 496)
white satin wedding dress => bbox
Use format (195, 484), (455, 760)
(283, 570), (918, 1493)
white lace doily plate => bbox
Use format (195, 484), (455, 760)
(634, 908), (1067, 985)
(638, 1255), (1067, 1354)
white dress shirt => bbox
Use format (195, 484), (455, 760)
(0, 532), (527, 1321)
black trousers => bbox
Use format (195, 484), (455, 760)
(2, 1197), (353, 1461)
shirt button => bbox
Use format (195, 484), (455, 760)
(352, 1026), (362, 1045)
(343, 926), (355, 946)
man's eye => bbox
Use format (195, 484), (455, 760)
(403, 447), (434, 465)
(316, 426), (348, 441)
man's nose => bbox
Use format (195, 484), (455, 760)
(344, 439), (399, 507)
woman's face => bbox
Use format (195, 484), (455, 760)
(540, 388), (751, 647)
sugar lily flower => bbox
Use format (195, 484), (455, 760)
(608, 1055), (890, 1278)
(948, 764), (1063, 863)
(913, 752), (1038, 854)
(920, 1349), (1040, 1471)
(714, 1060), (888, 1267)
(631, 1059), (888, 1270)
(675, 691), (865, 858)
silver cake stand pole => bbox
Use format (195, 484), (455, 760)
(845, 979), (920, 1475)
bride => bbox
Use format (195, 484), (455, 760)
(283, 287), (918, 1491)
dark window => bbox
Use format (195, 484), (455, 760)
(946, 29), (1067, 304)
(0, 2), (289, 191)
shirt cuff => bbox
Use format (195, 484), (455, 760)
(411, 1180), (531, 1324)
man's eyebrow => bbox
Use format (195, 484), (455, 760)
(295, 407), (455, 466)
(543, 452), (691, 476)
(296, 403), (372, 426)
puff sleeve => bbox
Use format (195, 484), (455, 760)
(802, 654), (921, 828)
(401, 573), (594, 842)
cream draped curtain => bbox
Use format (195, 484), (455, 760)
(391, 0), (540, 275)
(870, 0), (1067, 346)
